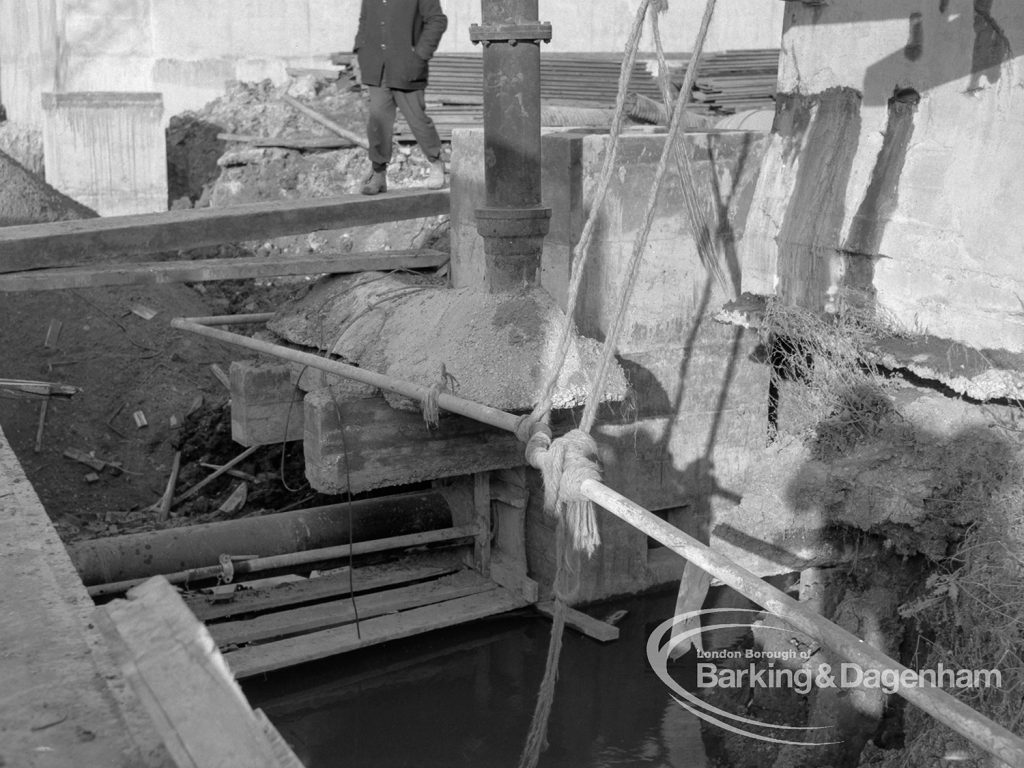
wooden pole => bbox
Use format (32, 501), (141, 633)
(581, 479), (1024, 768)
(171, 317), (523, 435)
(282, 95), (369, 149)
(157, 451), (182, 521)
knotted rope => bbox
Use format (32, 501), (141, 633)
(421, 363), (458, 429)
(516, 1), (719, 766)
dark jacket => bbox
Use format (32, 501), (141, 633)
(354, 0), (448, 91)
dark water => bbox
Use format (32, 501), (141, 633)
(245, 589), (749, 768)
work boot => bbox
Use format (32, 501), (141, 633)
(426, 158), (446, 190)
(360, 169), (387, 195)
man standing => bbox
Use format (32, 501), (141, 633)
(354, 0), (448, 195)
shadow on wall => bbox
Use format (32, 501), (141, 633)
(788, 0), (1017, 105)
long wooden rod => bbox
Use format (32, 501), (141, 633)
(171, 316), (523, 434)
(582, 479), (1024, 768)
(172, 314), (1024, 765)
(88, 524), (478, 598)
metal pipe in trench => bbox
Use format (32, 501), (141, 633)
(71, 490), (450, 586)
(172, 315), (1024, 764)
(88, 525), (478, 598)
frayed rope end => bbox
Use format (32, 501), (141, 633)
(538, 429), (602, 557)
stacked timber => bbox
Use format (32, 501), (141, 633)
(675, 48), (780, 115)
(398, 53), (664, 140)
(396, 50), (780, 139)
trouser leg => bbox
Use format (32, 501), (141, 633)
(393, 89), (442, 162)
(366, 84), (397, 171)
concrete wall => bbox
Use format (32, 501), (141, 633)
(41, 92), (168, 215)
(1, 0), (783, 127)
(740, 0), (1024, 353)
(451, 126), (774, 600)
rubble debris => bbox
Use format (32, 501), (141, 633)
(217, 482), (249, 517)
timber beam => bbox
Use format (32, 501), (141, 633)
(0, 190), (449, 274)
(0, 248), (448, 291)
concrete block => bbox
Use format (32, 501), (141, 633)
(303, 391), (525, 495)
(450, 127), (768, 349)
(229, 361), (305, 446)
(41, 92), (168, 216)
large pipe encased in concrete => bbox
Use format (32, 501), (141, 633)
(471, 0), (552, 291)
(70, 491), (451, 586)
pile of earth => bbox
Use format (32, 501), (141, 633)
(166, 71), (450, 307)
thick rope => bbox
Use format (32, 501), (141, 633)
(516, 3), (719, 768)
(580, 0), (719, 434)
(524, 0), (654, 431)
(651, 9), (729, 295)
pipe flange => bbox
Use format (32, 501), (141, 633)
(475, 206), (551, 238)
(469, 22), (553, 46)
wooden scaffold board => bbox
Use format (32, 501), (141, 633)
(185, 556), (530, 680)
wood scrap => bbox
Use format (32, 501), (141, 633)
(171, 445), (260, 509)
(210, 364), (231, 390)
(63, 447), (106, 472)
(157, 451), (182, 522)
(217, 132), (356, 150)
(129, 304), (157, 320)
(281, 94), (368, 149)
(0, 378), (80, 398)
(34, 399), (48, 453)
(43, 319), (62, 348)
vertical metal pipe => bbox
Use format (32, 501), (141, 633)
(471, 0), (552, 292)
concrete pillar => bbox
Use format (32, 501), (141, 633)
(0, 0), (59, 126)
(41, 92), (168, 215)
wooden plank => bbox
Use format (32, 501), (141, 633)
(218, 132), (355, 149)
(0, 190), (449, 274)
(0, 424), (167, 768)
(472, 472), (492, 577)
(209, 570), (495, 646)
(186, 560), (458, 621)
(0, 248), (449, 291)
(536, 601), (620, 643)
(225, 587), (528, 678)
(305, 393), (525, 494)
(486, 550), (539, 604)
(96, 576), (301, 768)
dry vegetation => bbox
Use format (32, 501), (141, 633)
(758, 299), (1024, 768)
